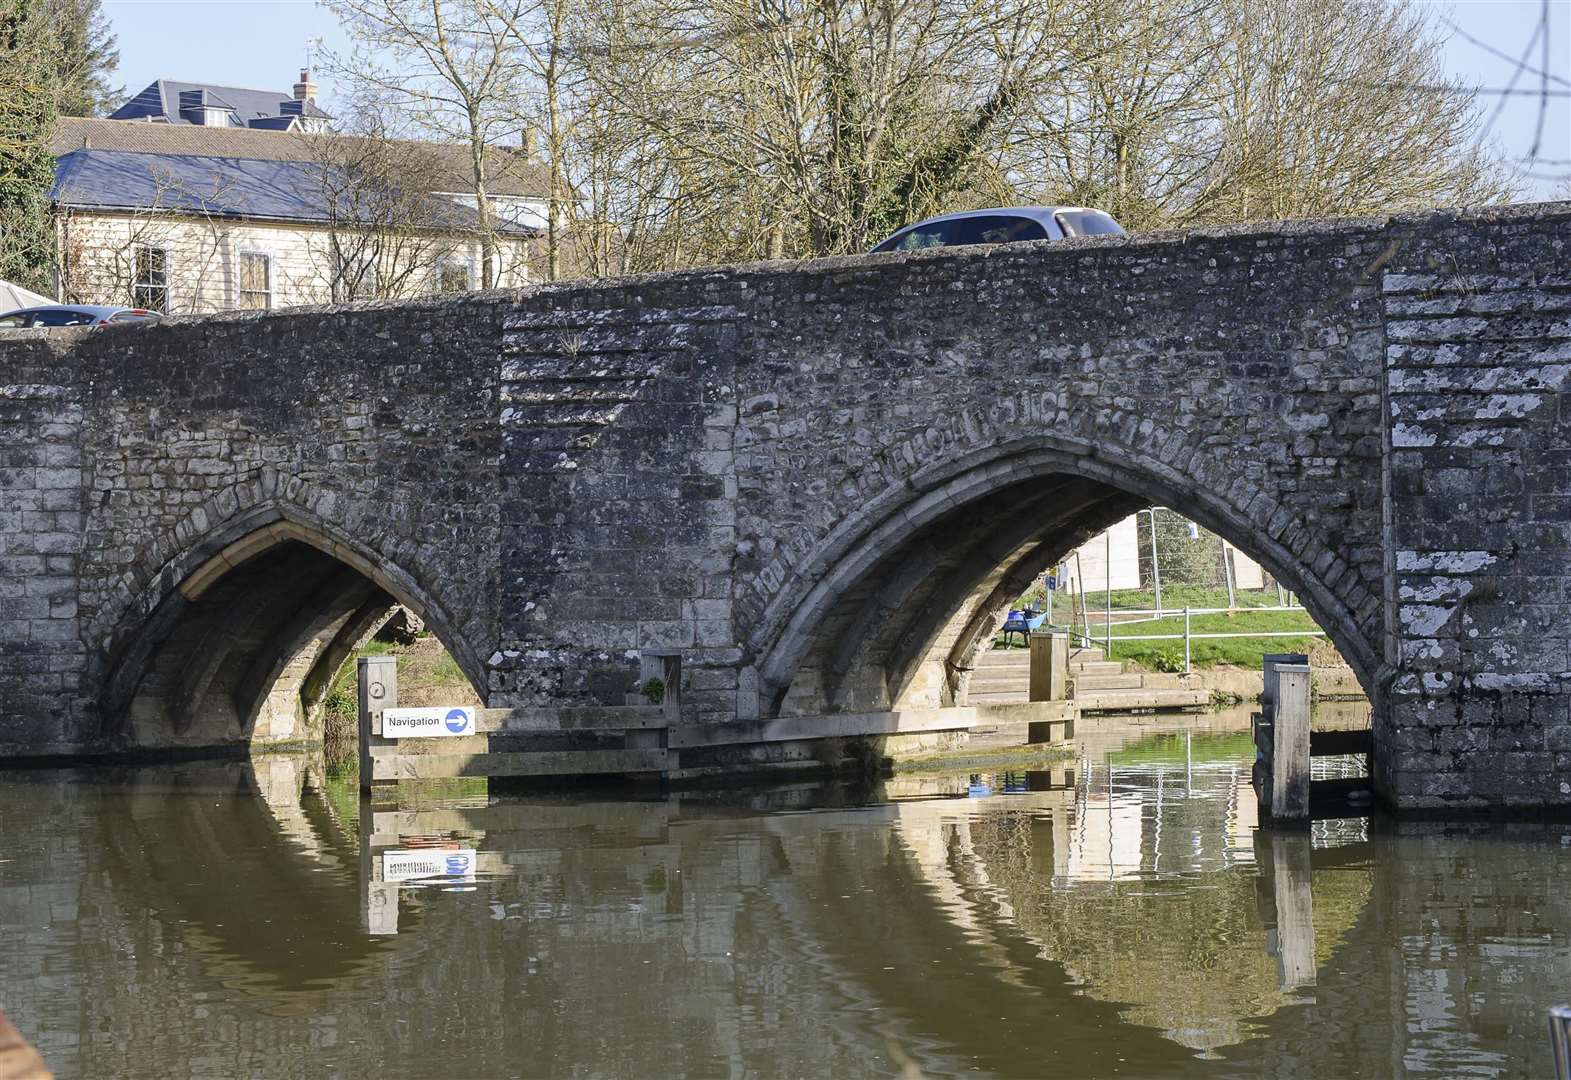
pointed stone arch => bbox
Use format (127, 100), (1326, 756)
(746, 436), (1386, 719)
(92, 469), (490, 744)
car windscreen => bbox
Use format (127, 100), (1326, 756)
(874, 221), (953, 252)
(946, 215), (1050, 246)
(32, 310), (96, 326)
(1054, 210), (1124, 237)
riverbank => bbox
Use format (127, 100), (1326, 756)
(1118, 637), (1368, 705)
(323, 635), (479, 761)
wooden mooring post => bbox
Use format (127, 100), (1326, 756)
(1028, 629), (1068, 703)
(1252, 653), (1311, 824)
(1027, 630), (1072, 745)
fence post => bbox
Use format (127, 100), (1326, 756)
(357, 655), (397, 795)
(1550, 1005), (1571, 1080)
(1147, 508), (1163, 617)
(1183, 607), (1191, 673)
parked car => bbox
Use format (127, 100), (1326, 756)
(0, 304), (162, 328)
(869, 206), (1124, 253)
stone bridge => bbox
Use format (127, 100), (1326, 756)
(3, 203), (1570, 811)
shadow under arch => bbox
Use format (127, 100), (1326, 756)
(749, 435), (1384, 718)
(98, 498), (489, 747)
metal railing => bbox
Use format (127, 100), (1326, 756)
(1552, 1005), (1571, 1080)
(1048, 605), (1325, 673)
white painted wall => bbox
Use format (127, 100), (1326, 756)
(1061, 513), (1142, 593)
(55, 210), (532, 315)
(1057, 511), (1268, 596)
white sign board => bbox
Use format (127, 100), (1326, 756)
(381, 706), (476, 738)
(380, 848), (478, 883)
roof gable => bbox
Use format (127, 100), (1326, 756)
(108, 78), (333, 125)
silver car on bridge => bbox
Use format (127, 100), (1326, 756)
(869, 206), (1123, 253)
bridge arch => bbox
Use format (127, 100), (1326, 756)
(93, 473), (489, 747)
(747, 435), (1385, 718)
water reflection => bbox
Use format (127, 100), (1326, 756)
(2, 714), (1568, 1079)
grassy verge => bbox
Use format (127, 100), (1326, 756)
(1100, 608), (1323, 670)
(1038, 585), (1293, 613)
(891, 742), (1075, 775)
(1097, 607), (1323, 670)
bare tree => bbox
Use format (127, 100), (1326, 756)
(320, 0), (1518, 280)
(1021, 0), (1516, 230)
(323, 0), (535, 286)
(578, 0), (1075, 260)
(296, 111), (478, 300)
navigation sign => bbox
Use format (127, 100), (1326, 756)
(381, 706), (476, 738)
(379, 847), (478, 883)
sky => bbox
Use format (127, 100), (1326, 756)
(102, 0), (1571, 198)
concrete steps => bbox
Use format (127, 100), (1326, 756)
(964, 645), (1207, 713)
(1075, 687), (1210, 712)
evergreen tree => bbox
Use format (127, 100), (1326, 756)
(0, 0), (59, 293)
(49, 0), (119, 117)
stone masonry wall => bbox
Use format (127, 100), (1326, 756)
(0, 299), (505, 755)
(1380, 207), (1571, 808)
(0, 336), (87, 748)
(3, 203), (1571, 810)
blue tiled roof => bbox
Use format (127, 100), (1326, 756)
(51, 149), (535, 235)
(110, 79), (333, 126)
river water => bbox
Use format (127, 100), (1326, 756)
(2, 711), (1568, 1079)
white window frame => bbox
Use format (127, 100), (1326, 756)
(435, 258), (474, 294)
(237, 249), (273, 311)
(132, 243), (169, 312)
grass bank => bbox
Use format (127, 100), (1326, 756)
(1000, 587), (1333, 672)
(322, 634), (479, 764)
(1097, 607), (1324, 671)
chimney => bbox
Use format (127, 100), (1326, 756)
(292, 68), (317, 104)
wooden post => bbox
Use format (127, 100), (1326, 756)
(1262, 652), (1308, 713)
(357, 655), (397, 795)
(633, 650), (680, 768)
(1550, 1005), (1571, 1080)
(638, 650), (681, 723)
(1028, 630), (1068, 702)
(660, 652), (682, 727)
(1271, 664), (1312, 821)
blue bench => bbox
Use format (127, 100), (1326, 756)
(1000, 609), (1048, 646)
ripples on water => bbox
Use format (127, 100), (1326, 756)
(1, 711), (1568, 1079)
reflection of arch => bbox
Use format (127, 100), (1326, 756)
(94, 760), (396, 1008)
(751, 437), (1382, 717)
(95, 475), (487, 744)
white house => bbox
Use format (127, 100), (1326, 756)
(49, 75), (550, 315)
